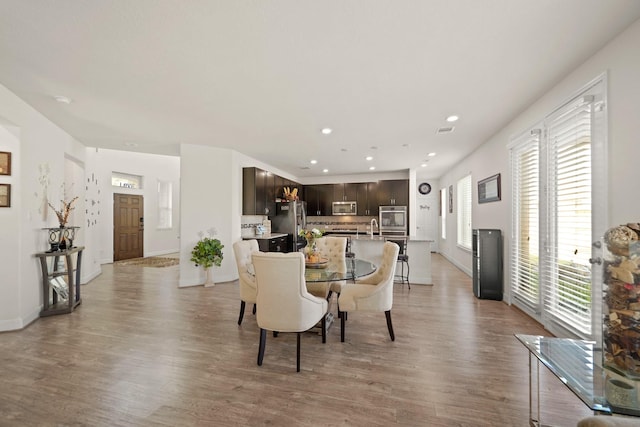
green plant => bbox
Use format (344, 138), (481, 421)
(190, 237), (224, 269)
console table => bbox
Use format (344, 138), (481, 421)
(515, 334), (614, 426)
(35, 246), (84, 316)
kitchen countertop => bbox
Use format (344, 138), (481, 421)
(328, 233), (434, 242)
(242, 233), (288, 240)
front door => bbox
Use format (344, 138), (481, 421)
(113, 194), (144, 261)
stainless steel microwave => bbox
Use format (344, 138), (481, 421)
(332, 201), (357, 215)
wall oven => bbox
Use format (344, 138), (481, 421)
(332, 201), (357, 216)
(379, 205), (407, 236)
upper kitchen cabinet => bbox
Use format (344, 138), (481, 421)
(356, 182), (378, 216)
(332, 183), (359, 202)
(377, 179), (409, 207)
(243, 167), (268, 215)
(305, 184), (332, 216)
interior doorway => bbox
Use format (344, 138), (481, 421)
(113, 194), (144, 261)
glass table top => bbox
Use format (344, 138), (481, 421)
(515, 334), (611, 414)
(304, 258), (376, 283)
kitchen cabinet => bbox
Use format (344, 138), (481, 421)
(377, 179), (409, 206)
(304, 184), (332, 216)
(332, 183), (358, 202)
(357, 182), (379, 216)
(243, 167), (301, 216)
(256, 235), (287, 253)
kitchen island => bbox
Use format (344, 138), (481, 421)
(333, 234), (433, 285)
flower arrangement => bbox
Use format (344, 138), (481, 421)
(298, 228), (324, 241)
(48, 196), (79, 227)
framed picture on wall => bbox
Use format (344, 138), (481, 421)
(0, 184), (10, 207)
(0, 151), (10, 175)
(478, 173), (501, 203)
(448, 185), (453, 213)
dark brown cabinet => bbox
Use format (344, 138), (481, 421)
(357, 182), (379, 216)
(256, 235), (287, 253)
(305, 184), (332, 216)
(332, 183), (358, 202)
(377, 179), (409, 206)
(243, 167), (301, 216)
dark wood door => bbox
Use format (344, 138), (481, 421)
(113, 194), (144, 261)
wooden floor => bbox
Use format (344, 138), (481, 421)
(0, 254), (594, 426)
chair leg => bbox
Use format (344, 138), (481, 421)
(406, 262), (410, 289)
(321, 314), (327, 344)
(296, 332), (301, 372)
(238, 301), (246, 325)
(252, 304), (257, 315)
(257, 328), (267, 366)
(340, 311), (346, 342)
(385, 310), (395, 341)
(273, 331), (279, 338)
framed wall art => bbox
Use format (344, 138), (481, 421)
(478, 173), (501, 204)
(0, 184), (10, 207)
(0, 151), (10, 175)
(448, 185), (453, 213)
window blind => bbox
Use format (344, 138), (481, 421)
(510, 130), (540, 312)
(457, 174), (472, 249)
(543, 97), (593, 335)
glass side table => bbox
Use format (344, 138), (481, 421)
(515, 334), (612, 426)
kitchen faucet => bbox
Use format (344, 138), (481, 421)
(370, 218), (378, 236)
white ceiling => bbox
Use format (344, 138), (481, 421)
(1, 1), (639, 180)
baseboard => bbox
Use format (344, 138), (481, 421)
(440, 252), (472, 277)
(146, 249), (180, 257)
(0, 306), (40, 332)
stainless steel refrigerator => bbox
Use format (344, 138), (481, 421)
(472, 229), (503, 300)
(271, 201), (307, 252)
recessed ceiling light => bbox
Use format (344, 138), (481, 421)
(366, 156), (373, 161)
(321, 128), (332, 135)
(428, 152), (436, 157)
(323, 169), (329, 173)
(421, 163), (427, 167)
(446, 115), (459, 122)
(53, 95), (72, 104)
(369, 166), (376, 171)
(310, 159), (318, 164)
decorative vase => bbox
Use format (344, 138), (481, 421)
(204, 267), (215, 287)
(305, 238), (319, 262)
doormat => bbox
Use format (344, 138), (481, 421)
(114, 256), (180, 268)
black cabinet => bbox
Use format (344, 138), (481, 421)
(377, 179), (409, 206)
(255, 236), (287, 253)
(243, 167), (301, 216)
(472, 229), (503, 300)
(356, 182), (378, 216)
(305, 184), (332, 216)
(332, 183), (358, 202)
(243, 167), (270, 215)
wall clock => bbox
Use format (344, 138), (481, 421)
(418, 182), (432, 195)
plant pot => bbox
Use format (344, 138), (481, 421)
(204, 267), (215, 287)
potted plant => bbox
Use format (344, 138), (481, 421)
(191, 237), (224, 287)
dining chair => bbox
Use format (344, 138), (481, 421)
(252, 251), (328, 372)
(385, 237), (410, 289)
(232, 239), (259, 325)
(312, 236), (347, 302)
(338, 241), (399, 342)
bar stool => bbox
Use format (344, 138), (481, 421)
(385, 237), (410, 289)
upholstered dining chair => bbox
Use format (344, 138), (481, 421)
(338, 241), (400, 342)
(252, 251), (328, 372)
(232, 239), (259, 325)
(311, 236), (347, 301)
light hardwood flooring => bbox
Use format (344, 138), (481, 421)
(0, 254), (595, 426)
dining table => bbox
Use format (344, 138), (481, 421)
(304, 258), (377, 284)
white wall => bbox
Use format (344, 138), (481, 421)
(0, 83), (87, 331)
(438, 19), (640, 300)
(86, 148), (181, 264)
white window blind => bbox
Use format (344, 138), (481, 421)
(457, 174), (472, 249)
(441, 188), (446, 239)
(543, 96), (593, 336)
(158, 180), (172, 229)
(510, 129), (540, 312)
